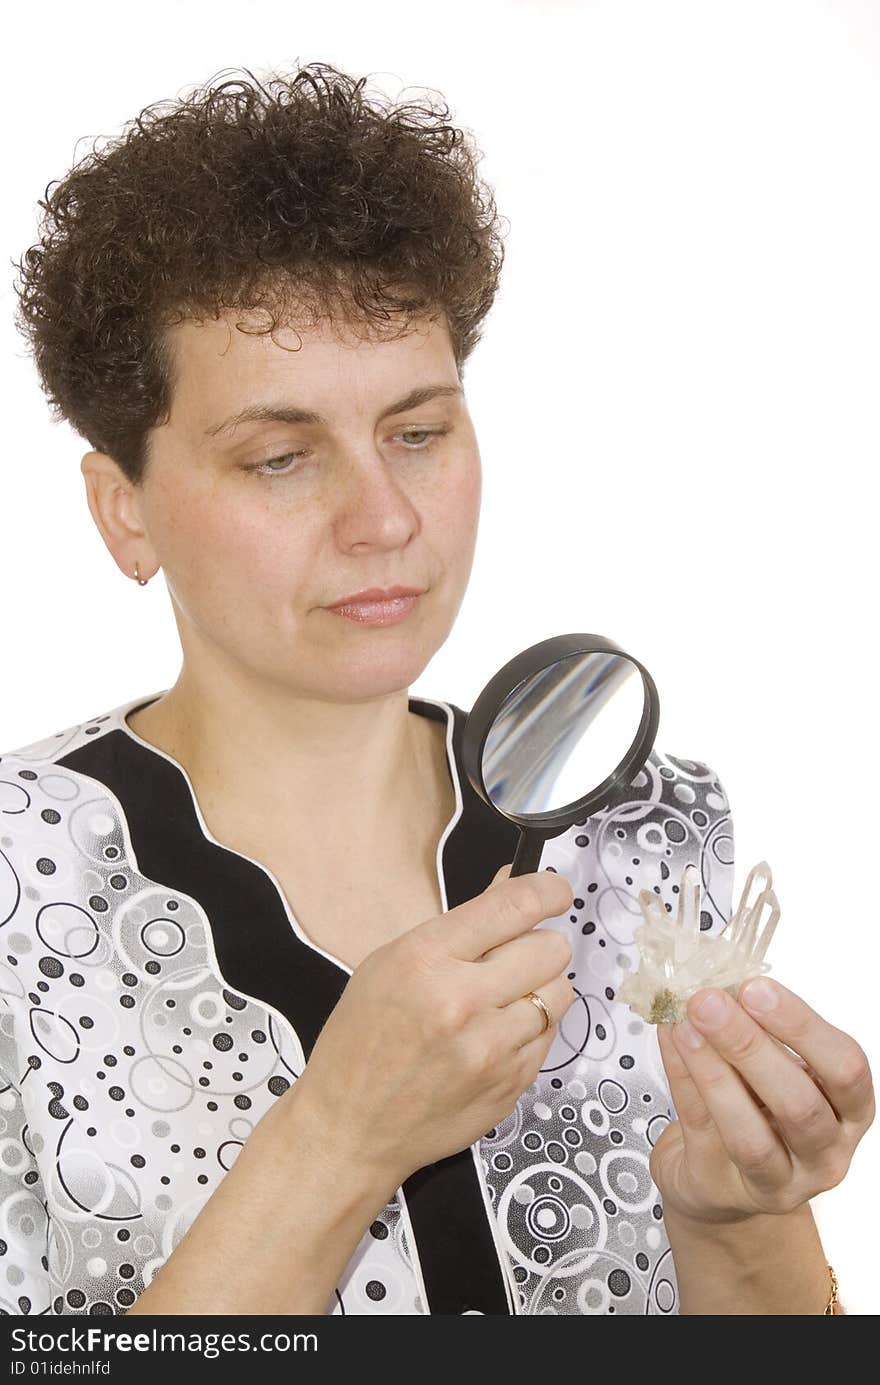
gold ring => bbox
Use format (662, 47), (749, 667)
(525, 990), (553, 1034)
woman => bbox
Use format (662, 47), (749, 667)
(2, 62), (872, 1316)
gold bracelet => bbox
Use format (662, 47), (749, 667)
(823, 1263), (839, 1315)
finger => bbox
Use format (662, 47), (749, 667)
(496, 972), (574, 1050)
(742, 1041), (810, 1110)
(736, 977), (875, 1128)
(436, 869), (574, 962)
(655, 1023), (730, 1168)
(516, 999), (566, 1070)
(670, 1019), (793, 1195)
(657, 1024), (807, 1119)
(480, 925), (573, 1005)
(688, 987), (841, 1159)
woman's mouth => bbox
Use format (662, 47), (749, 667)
(324, 593), (423, 625)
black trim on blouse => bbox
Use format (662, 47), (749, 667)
(57, 696), (522, 1315)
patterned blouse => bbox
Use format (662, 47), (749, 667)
(0, 690), (734, 1315)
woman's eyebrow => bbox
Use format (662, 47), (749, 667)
(203, 382), (463, 438)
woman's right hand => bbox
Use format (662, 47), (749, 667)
(292, 863), (576, 1192)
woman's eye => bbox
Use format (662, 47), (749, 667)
(399, 428), (447, 448)
(249, 428), (449, 477)
(249, 451), (308, 477)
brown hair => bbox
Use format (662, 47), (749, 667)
(12, 61), (507, 486)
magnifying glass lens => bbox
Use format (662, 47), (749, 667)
(482, 652), (646, 817)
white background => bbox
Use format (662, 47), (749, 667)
(1, 0), (877, 1313)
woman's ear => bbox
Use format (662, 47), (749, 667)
(80, 449), (157, 580)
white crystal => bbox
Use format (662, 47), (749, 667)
(616, 860), (780, 1025)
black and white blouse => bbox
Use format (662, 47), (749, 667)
(0, 691), (734, 1316)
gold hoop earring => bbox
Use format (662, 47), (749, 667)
(133, 562), (148, 587)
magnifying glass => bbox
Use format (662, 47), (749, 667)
(461, 633), (660, 877)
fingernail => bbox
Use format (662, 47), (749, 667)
(673, 1020), (705, 1050)
(741, 978), (778, 1012)
(692, 990), (730, 1026)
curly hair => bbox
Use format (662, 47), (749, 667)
(12, 61), (508, 486)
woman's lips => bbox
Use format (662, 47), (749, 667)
(325, 593), (422, 625)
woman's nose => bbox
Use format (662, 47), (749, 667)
(332, 455), (420, 551)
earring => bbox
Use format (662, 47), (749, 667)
(133, 561), (148, 586)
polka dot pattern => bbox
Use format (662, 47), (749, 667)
(0, 695), (734, 1315)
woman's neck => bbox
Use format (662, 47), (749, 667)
(124, 676), (455, 869)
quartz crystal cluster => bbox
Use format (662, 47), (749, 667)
(617, 860), (781, 1025)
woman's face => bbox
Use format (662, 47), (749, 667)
(128, 308), (482, 703)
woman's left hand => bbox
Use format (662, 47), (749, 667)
(650, 977), (875, 1224)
